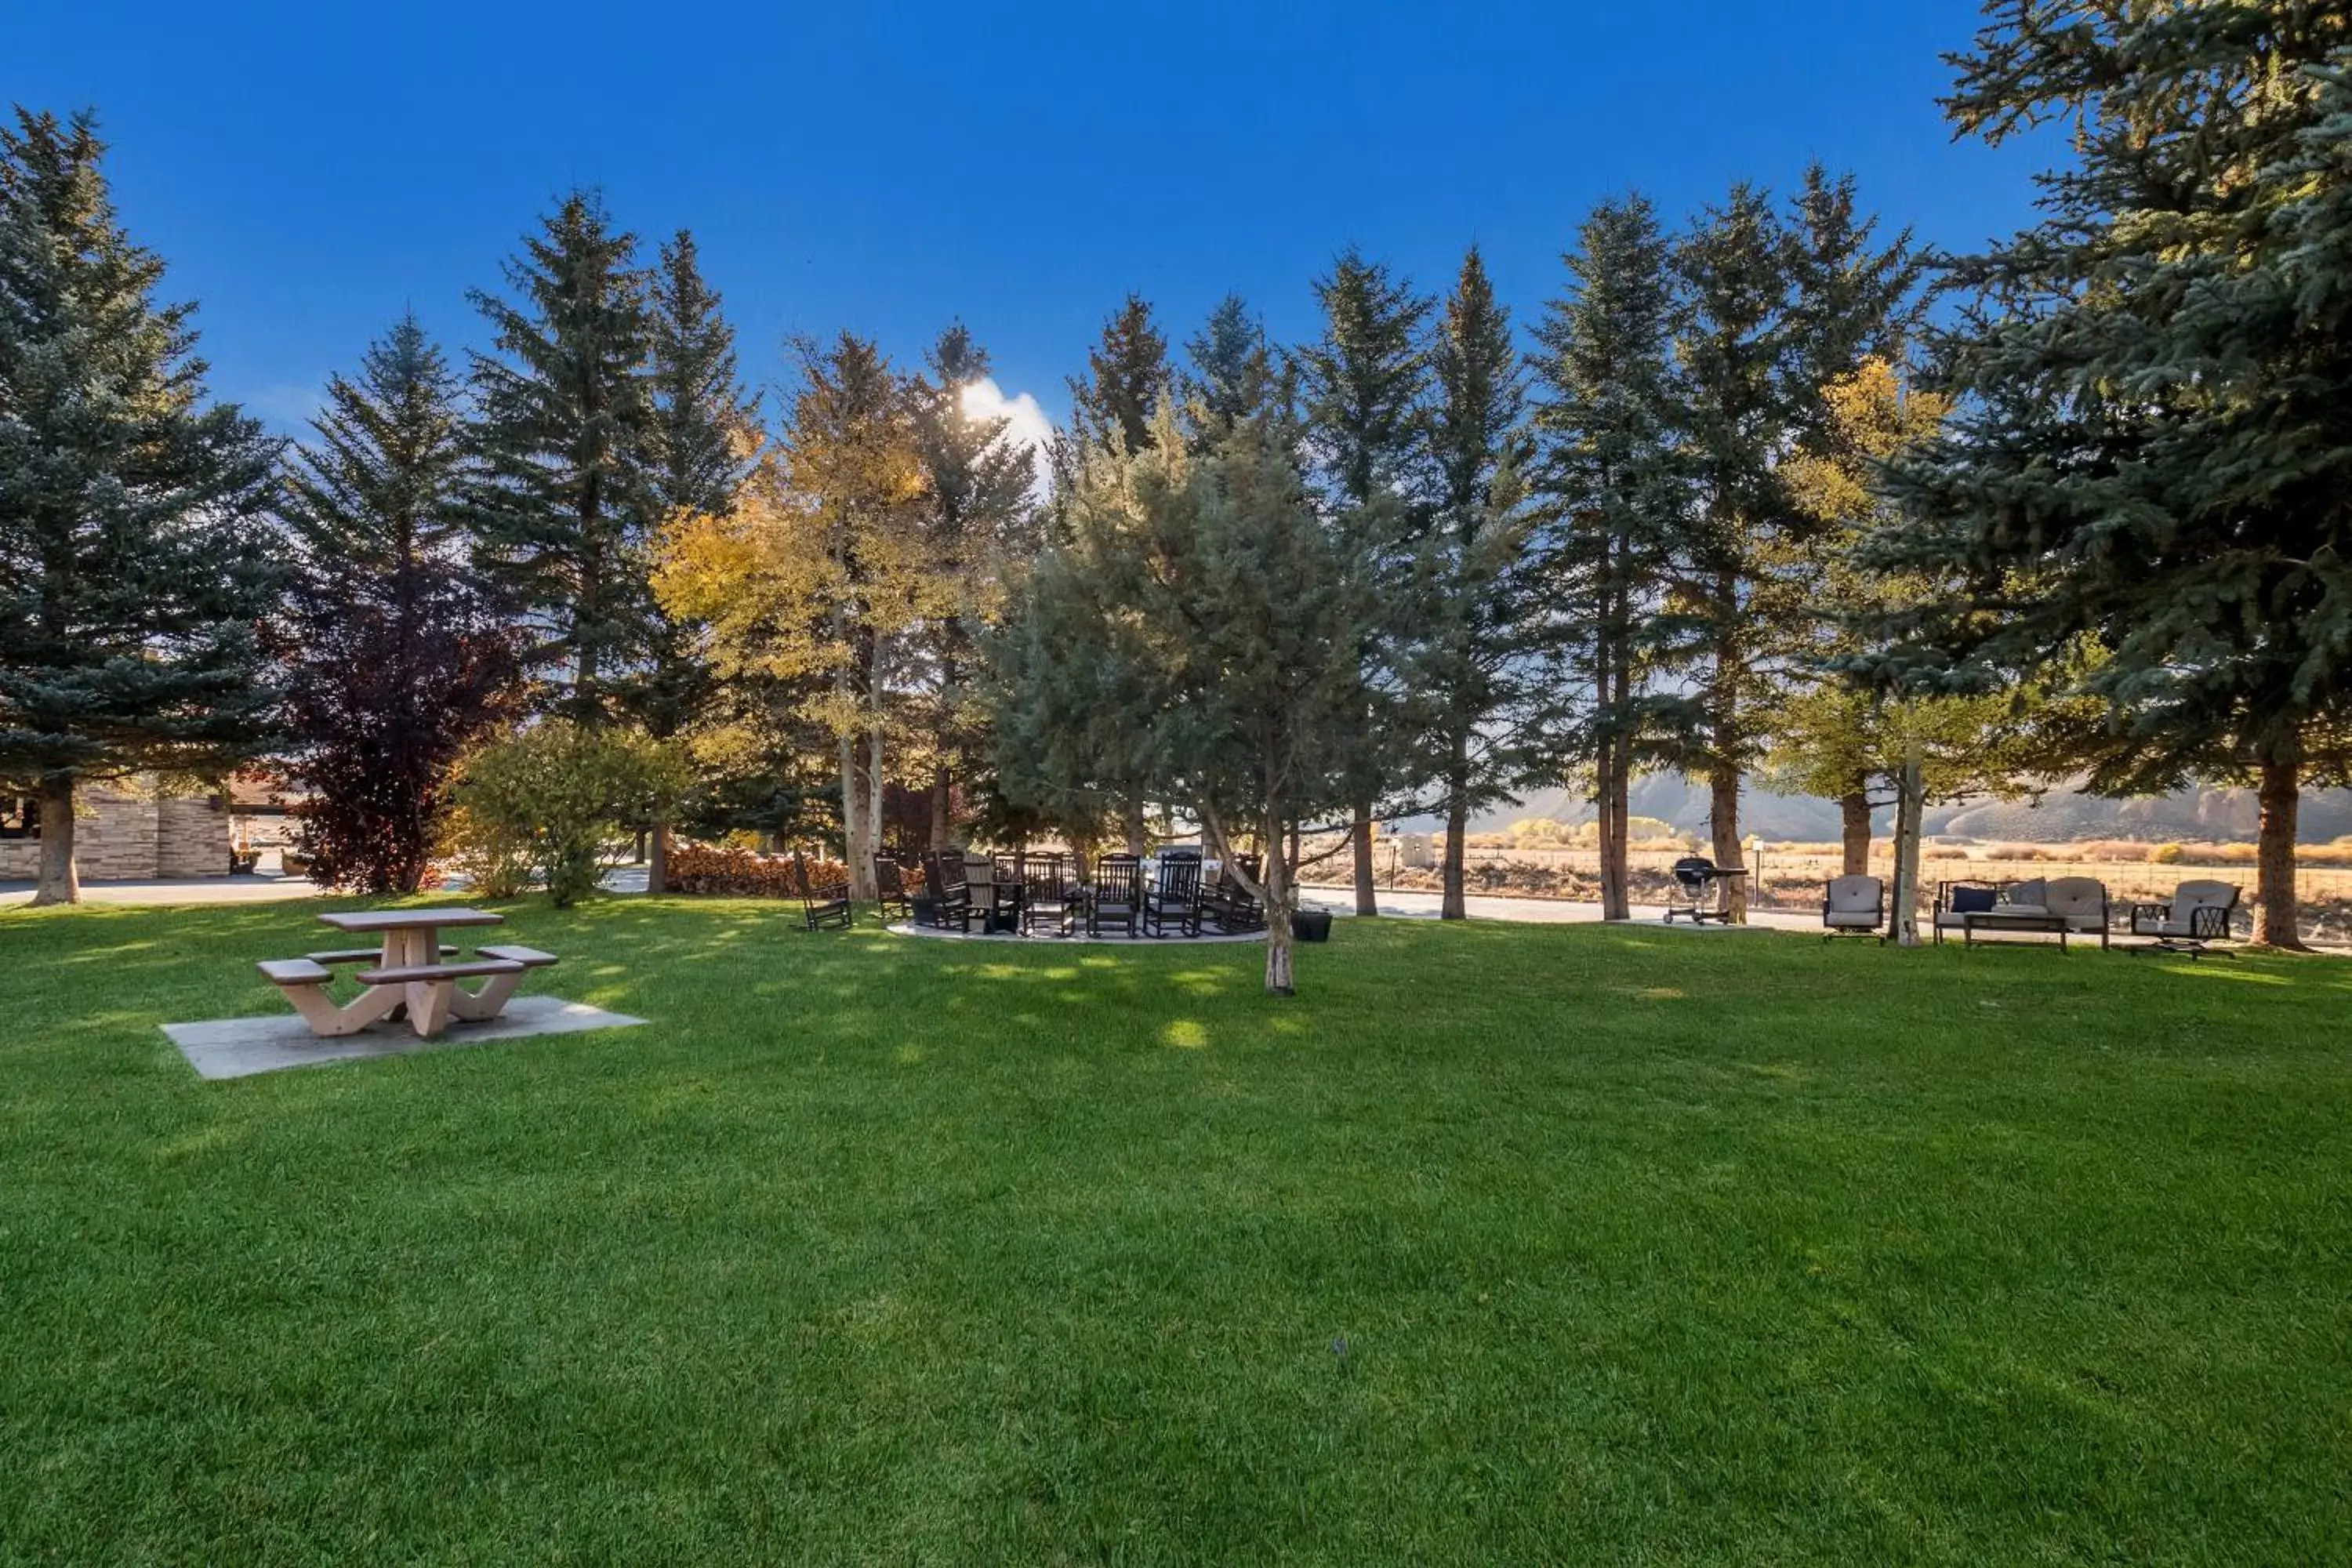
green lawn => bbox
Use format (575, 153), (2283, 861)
(3, 899), (2349, 1565)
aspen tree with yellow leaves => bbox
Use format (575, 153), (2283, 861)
(655, 334), (948, 899)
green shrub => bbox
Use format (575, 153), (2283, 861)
(444, 723), (692, 906)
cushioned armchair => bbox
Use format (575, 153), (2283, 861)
(2129, 880), (2241, 956)
(1822, 875), (1886, 942)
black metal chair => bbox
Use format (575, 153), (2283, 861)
(1089, 854), (1144, 938)
(1145, 857), (1203, 938)
(920, 850), (975, 932)
(792, 852), (854, 931)
(1019, 851), (1073, 936)
(873, 855), (915, 923)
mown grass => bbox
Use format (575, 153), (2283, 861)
(3, 897), (2349, 1564)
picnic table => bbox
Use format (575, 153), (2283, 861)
(257, 908), (557, 1039)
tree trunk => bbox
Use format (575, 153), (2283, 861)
(858, 729), (884, 904)
(1122, 797), (1149, 855)
(1263, 806), (1295, 996)
(1441, 732), (1469, 920)
(1442, 792), (1468, 920)
(837, 721), (864, 896)
(1601, 738), (1632, 921)
(31, 773), (78, 906)
(1351, 799), (1377, 916)
(648, 822), (670, 896)
(1600, 638), (1632, 921)
(1708, 764), (1745, 924)
(2252, 751), (2307, 950)
(1889, 735), (1925, 946)
(930, 765), (953, 849)
(1839, 786), (1871, 878)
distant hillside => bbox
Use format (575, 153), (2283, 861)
(1472, 779), (2352, 844)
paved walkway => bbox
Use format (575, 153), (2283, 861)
(1, 873), (325, 907)
(1298, 884), (1826, 933)
(6, 869), (1836, 931)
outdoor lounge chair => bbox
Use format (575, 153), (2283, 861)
(792, 852), (854, 931)
(1821, 874), (1886, 941)
(2129, 879), (2241, 956)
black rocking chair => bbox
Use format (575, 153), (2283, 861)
(1089, 855), (1144, 938)
(873, 855), (914, 923)
(1145, 857), (1203, 938)
(793, 852), (854, 931)
(920, 850), (976, 932)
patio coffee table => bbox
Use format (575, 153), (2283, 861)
(1962, 910), (2074, 951)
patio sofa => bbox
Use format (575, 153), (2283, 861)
(1932, 876), (2112, 949)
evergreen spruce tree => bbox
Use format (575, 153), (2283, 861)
(467, 191), (659, 724)
(1417, 245), (1536, 920)
(1295, 248), (1434, 913)
(993, 404), (1376, 996)
(1665, 186), (1794, 921)
(633, 228), (756, 889)
(1773, 168), (1926, 862)
(1870, 1), (2352, 949)
(1058, 292), (1171, 850)
(913, 322), (1040, 845)
(1180, 294), (1286, 449)
(279, 315), (521, 893)
(1066, 292), (1169, 459)
(1527, 196), (1692, 922)
(0, 108), (284, 905)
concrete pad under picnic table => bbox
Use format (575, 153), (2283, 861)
(162, 995), (647, 1080)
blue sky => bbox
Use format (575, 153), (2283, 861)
(11, 1), (2051, 437)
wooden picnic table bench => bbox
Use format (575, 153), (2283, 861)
(257, 909), (559, 1040)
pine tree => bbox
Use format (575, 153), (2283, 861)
(633, 229), (757, 889)
(1067, 292), (1169, 459)
(0, 108), (284, 905)
(1180, 294), (1286, 448)
(1058, 292), (1171, 850)
(1527, 195), (1692, 921)
(1417, 245), (1535, 920)
(993, 405), (1376, 995)
(467, 191), (659, 724)
(1295, 248), (1434, 913)
(1664, 186), (1794, 921)
(912, 322), (1040, 846)
(278, 315), (522, 893)
(647, 230), (756, 521)
(1871, 2), (2352, 949)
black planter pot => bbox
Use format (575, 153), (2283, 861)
(1293, 909), (1333, 942)
(911, 895), (938, 927)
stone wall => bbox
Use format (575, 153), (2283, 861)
(158, 797), (233, 878)
(0, 780), (231, 881)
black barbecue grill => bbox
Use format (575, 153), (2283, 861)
(1664, 855), (1747, 924)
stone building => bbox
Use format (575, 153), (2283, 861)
(0, 779), (234, 882)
